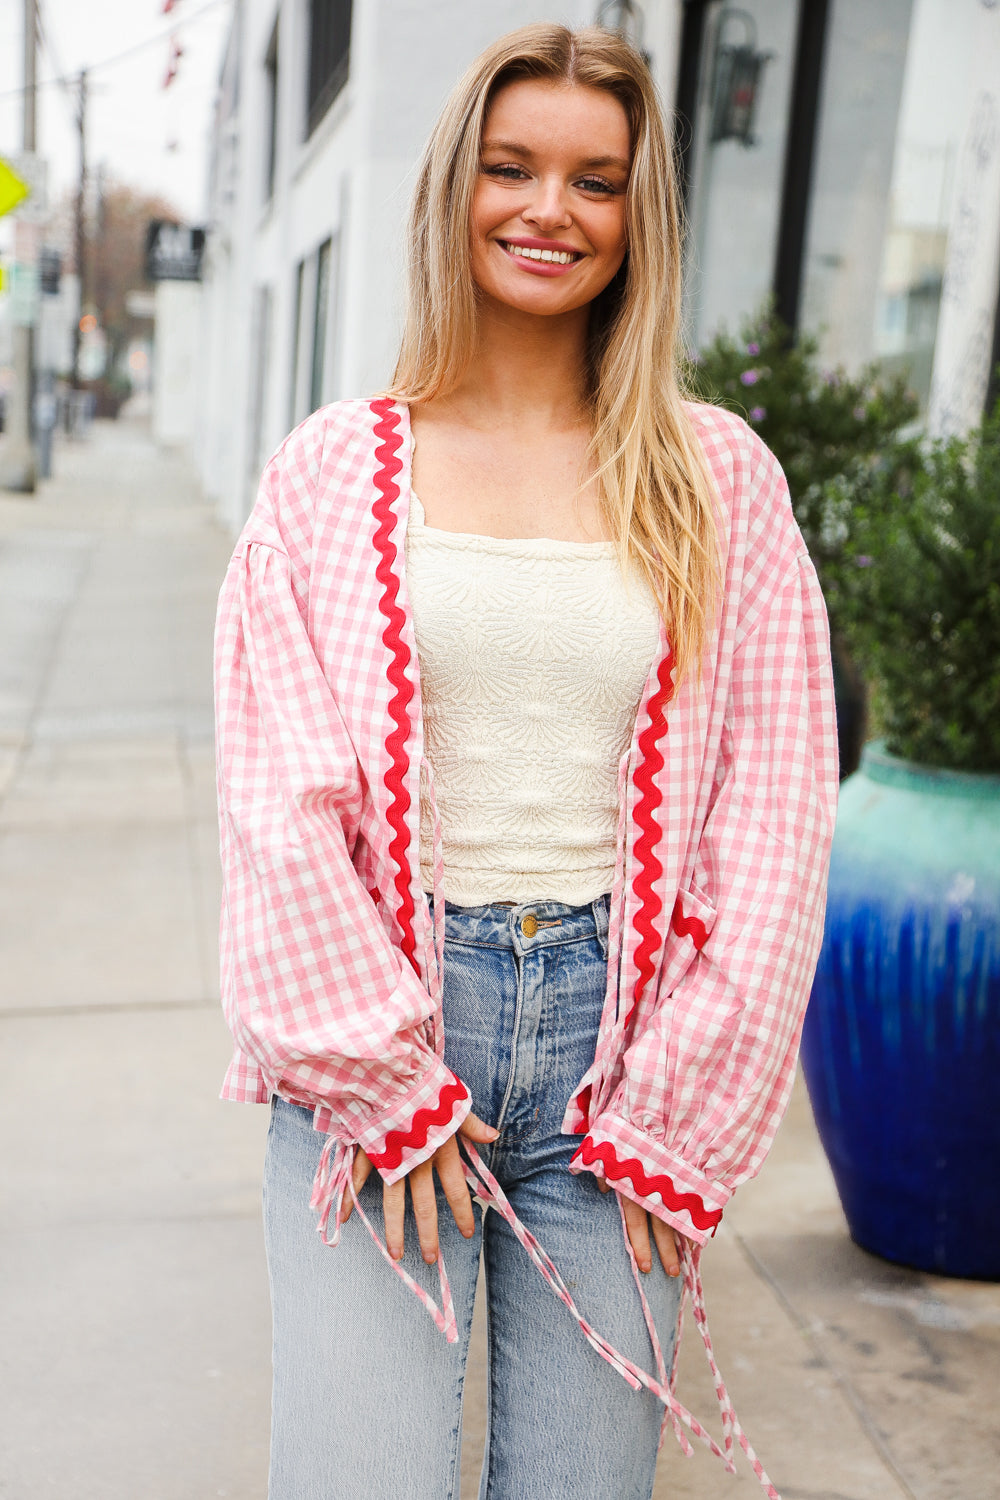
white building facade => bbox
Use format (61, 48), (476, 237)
(196, 0), (1000, 532)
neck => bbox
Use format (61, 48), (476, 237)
(443, 298), (591, 432)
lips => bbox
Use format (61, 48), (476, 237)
(498, 239), (584, 265)
(494, 239), (587, 280)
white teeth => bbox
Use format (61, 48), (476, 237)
(502, 242), (576, 265)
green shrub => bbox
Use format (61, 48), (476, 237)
(842, 405), (1000, 772)
(683, 308), (918, 641)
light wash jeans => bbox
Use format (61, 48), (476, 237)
(263, 896), (682, 1499)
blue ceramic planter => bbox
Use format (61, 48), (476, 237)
(801, 742), (1000, 1279)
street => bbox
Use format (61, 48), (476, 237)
(0, 416), (997, 1500)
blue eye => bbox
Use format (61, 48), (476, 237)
(578, 177), (616, 195)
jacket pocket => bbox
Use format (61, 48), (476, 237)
(652, 883), (718, 1004)
(670, 883), (717, 953)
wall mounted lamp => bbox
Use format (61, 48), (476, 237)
(709, 7), (773, 146)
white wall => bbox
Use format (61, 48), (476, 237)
(153, 281), (203, 447)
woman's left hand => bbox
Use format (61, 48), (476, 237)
(599, 1179), (681, 1276)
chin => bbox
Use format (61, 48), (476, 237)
(481, 276), (595, 319)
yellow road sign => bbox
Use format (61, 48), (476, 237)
(0, 158), (30, 219)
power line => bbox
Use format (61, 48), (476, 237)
(35, 0), (79, 132)
(0, 0), (231, 104)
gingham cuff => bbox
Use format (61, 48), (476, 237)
(355, 1057), (472, 1185)
(569, 1109), (731, 1246)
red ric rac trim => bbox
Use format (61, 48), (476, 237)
(571, 1082), (593, 1134)
(572, 1135), (723, 1233)
(367, 1078), (469, 1171)
(626, 648), (677, 1023)
(671, 898), (709, 951)
(370, 399), (418, 974)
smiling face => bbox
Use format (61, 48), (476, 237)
(470, 77), (632, 320)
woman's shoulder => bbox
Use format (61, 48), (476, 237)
(244, 398), (405, 551)
(684, 398), (793, 524)
(266, 396), (397, 479)
(683, 399), (804, 595)
(683, 398), (782, 487)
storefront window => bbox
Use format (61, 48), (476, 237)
(797, 0), (913, 375)
(683, 0), (800, 347)
(683, 0), (1000, 423)
(870, 0), (972, 410)
(801, 0), (997, 420)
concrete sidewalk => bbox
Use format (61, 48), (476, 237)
(0, 418), (996, 1500)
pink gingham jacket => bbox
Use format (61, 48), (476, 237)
(214, 396), (837, 1491)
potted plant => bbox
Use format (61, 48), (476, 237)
(800, 403), (1000, 1279)
(684, 310), (917, 775)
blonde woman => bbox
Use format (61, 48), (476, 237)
(215, 23), (837, 1500)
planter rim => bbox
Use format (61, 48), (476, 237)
(860, 740), (1000, 798)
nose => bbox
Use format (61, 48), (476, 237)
(522, 174), (572, 232)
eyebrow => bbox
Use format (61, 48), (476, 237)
(481, 139), (631, 173)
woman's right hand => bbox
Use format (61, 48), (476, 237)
(338, 1110), (499, 1264)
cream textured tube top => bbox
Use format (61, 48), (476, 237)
(406, 493), (661, 907)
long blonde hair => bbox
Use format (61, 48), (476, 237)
(386, 23), (721, 686)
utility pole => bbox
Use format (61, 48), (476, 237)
(70, 69), (88, 388)
(2, 0), (38, 493)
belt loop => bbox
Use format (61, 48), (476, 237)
(592, 893), (610, 959)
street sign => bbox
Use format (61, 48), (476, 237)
(145, 220), (206, 281)
(7, 153), (48, 221)
(0, 157), (30, 219)
(9, 263), (40, 327)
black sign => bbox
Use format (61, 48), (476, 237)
(39, 247), (62, 296)
(145, 220), (206, 282)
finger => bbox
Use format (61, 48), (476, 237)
(458, 1110), (499, 1144)
(339, 1149), (373, 1227)
(652, 1217), (681, 1278)
(383, 1177), (406, 1261)
(408, 1160), (440, 1264)
(622, 1196), (653, 1273)
(434, 1138), (476, 1239)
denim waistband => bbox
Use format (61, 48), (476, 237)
(428, 893), (610, 959)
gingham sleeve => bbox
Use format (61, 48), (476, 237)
(575, 457), (839, 1244)
(215, 527), (470, 1183)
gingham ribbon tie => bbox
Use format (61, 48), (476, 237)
(306, 1123), (780, 1491)
(459, 1141), (782, 1499)
(310, 1137), (458, 1343)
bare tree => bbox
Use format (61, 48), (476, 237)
(49, 178), (183, 395)
(92, 180), (182, 381)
